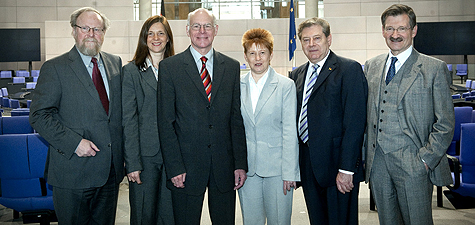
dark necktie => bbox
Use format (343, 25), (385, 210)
(200, 56), (212, 101)
(91, 57), (109, 114)
(299, 64), (319, 143)
(385, 57), (398, 85)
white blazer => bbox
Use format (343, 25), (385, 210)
(240, 66), (300, 181)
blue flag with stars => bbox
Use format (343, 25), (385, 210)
(289, 0), (296, 61)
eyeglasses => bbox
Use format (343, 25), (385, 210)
(74, 25), (105, 35)
(384, 26), (411, 34)
(189, 23), (214, 31)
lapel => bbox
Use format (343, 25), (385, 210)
(254, 67), (278, 118)
(397, 49), (421, 104)
(140, 67), (158, 91)
(240, 72), (255, 125)
(67, 47), (104, 110)
(294, 63), (309, 107)
(369, 54), (388, 111)
(182, 47), (208, 101)
(310, 51), (337, 100)
(211, 50), (225, 104)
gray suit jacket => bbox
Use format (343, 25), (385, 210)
(122, 62), (162, 174)
(240, 67), (300, 181)
(30, 46), (124, 189)
(364, 49), (454, 186)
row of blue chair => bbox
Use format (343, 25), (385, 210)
(0, 133), (55, 223)
(0, 116), (34, 134)
(0, 70), (40, 78)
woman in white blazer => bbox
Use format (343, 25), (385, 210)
(238, 28), (300, 225)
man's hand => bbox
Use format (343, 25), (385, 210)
(75, 139), (100, 157)
(283, 181), (296, 195)
(127, 171), (142, 184)
(234, 169), (247, 190)
(171, 173), (186, 188)
(336, 172), (354, 194)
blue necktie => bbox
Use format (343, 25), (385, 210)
(385, 57), (398, 85)
(299, 64), (319, 143)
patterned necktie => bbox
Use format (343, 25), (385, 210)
(299, 64), (319, 143)
(91, 57), (109, 114)
(200, 56), (212, 101)
(385, 57), (398, 85)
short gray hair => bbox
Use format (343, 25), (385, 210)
(297, 17), (330, 40)
(186, 8), (217, 26)
(70, 7), (110, 31)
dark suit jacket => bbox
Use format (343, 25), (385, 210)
(122, 62), (162, 174)
(289, 50), (367, 187)
(158, 46), (247, 195)
(29, 46), (124, 189)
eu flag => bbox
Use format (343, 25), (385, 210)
(289, 0), (296, 61)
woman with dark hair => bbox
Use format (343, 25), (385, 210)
(238, 28), (300, 225)
(122, 15), (175, 225)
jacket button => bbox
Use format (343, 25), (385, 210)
(108, 143), (111, 147)
(209, 125), (213, 129)
(208, 144), (211, 148)
(373, 125), (376, 128)
(381, 110), (384, 113)
(379, 129), (382, 132)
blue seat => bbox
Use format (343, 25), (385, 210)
(2, 116), (34, 134)
(448, 107), (473, 157)
(462, 92), (471, 98)
(1, 87), (8, 97)
(453, 94), (461, 99)
(27, 100), (32, 108)
(13, 77), (25, 84)
(0, 71), (12, 78)
(10, 99), (20, 109)
(456, 64), (468, 84)
(11, 108), (30, 116)
(26, 82), (37, 89)
(2, 98), (11, 108)
(473, 110), (475, 123)
(466, 79), (473, 90)
(15, 70), (30, 77)
(467, 96), (475, 101)
(31, 70), (40, 77)
(0, 134), (54, 221)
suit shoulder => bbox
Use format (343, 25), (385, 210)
(366, 53), (387, 65)
(289, 63), (307, 79)
(416, 52), (446, 65)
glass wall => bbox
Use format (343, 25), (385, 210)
(133, 0), (323, 20)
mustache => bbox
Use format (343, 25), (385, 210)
(390, 37), (403, 42)
(83, 38), (99, 44)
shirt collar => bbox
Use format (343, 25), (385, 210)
(388, 45), (412, 66)
(249, 67), (270, 86)
(76, 46), (100, 67)
(309, 50), (330, 73)
(190, 46), (213, 63)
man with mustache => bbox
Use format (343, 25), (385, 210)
(364, 4), (454, 225)
(29, 7), (123, 224)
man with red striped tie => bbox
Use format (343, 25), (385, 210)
(157, 8), (248, 225)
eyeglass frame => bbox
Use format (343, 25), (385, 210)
(189, 23), (215, 31)
(74, 25), (105, 35)
(384, 26), (412, 34)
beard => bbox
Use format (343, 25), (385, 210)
(77, 38), (102, 56)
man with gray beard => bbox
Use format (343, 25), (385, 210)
(29, 7), (124, 225)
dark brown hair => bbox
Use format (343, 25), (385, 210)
(132, 15), (175, 68)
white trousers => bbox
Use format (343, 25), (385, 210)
(238, 174), (294, 225)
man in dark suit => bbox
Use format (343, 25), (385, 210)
(29, 7), (123, 225)
(289, 17), (367, 225)
(364, 4), (454, 224)
(157, 8), (247, 225)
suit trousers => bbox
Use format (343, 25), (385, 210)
(171, 166), (236, 225)
(370, 146), (433, 225)
(300, 144), (359, 225)
(52, 165), (119, 225)
(128, 154), (174, 225)
(238, 174), (294, 225)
